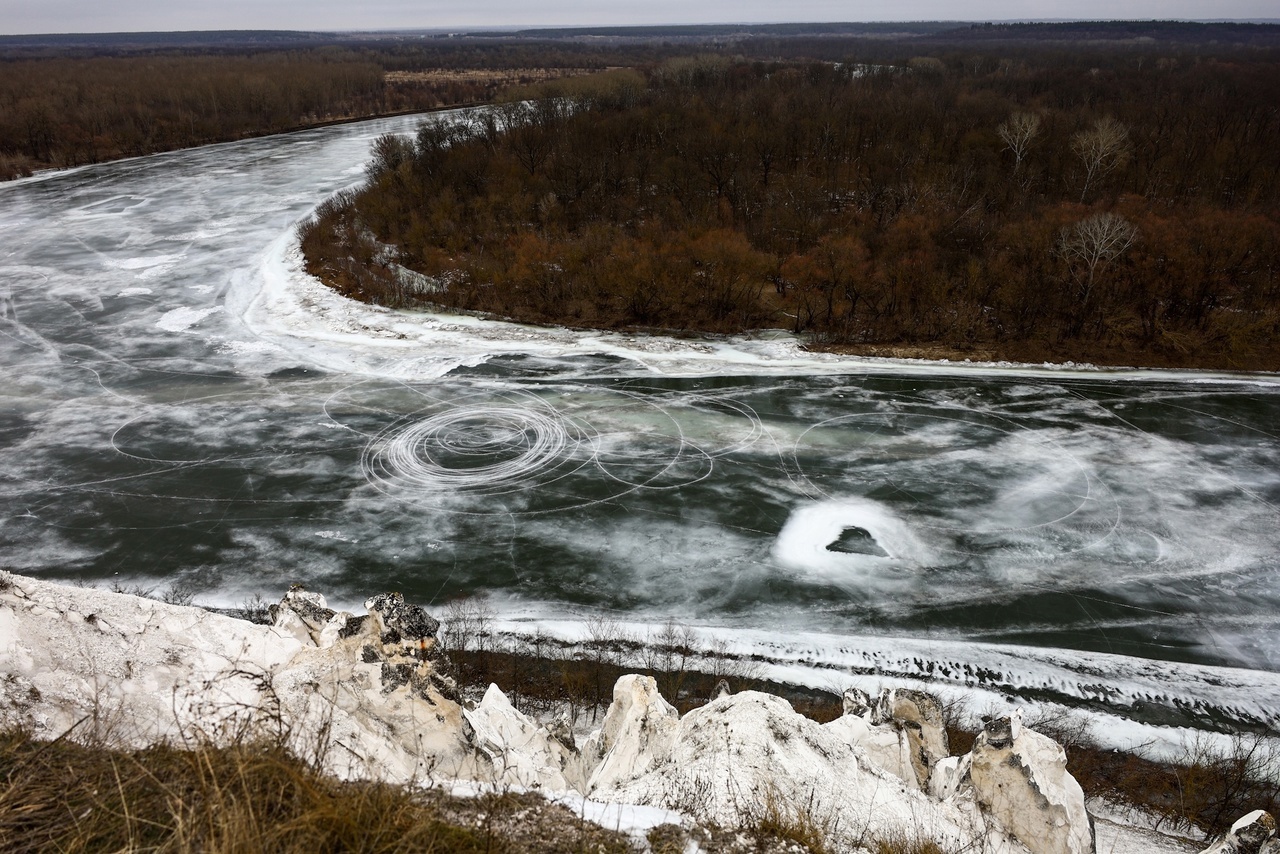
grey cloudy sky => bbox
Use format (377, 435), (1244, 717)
(1, 0), (1275, 35)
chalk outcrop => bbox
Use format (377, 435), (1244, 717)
(0, 572), (475, 782)
(0, 573), (1105, 853)
(580, 677), (988, 852)
(1200, 811), (1280, 854)
(969, 711), (1094, 854)
(827, 684), (952, 791)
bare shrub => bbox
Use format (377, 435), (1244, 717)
(751, 783), (840, 854)
(231, 592), (273, 625)
(440, 594), (496, 655)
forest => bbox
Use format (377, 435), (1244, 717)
(0, 42), (657, 180)
(300, 49), (1280, 369)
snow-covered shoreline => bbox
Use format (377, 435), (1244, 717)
(237, 228), (1280, 386)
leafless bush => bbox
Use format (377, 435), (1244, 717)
(440, 594), (496, 655)
(231, 593), (273, 625)
(750, 783), (841, 854)
(1170, 733), (1280, 838)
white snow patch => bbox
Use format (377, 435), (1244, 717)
(773, 498), (937, 582)
(545, 792), (688, 844)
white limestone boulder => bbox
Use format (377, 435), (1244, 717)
(587, 685), (1009, 853)
(824, 699), (918, 787)
(581, 674), (680, 792)
(1199, 811), (1279, 854)
(464, 683), (583, 791)
(271, 585), (348, 648)
(969, 711), (1094, 854)
(0, 572), (476, 784)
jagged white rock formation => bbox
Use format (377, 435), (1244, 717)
(548, 673), (1096, 853)
(573, 676), (996, 852)
(826, 685), (951, 791)
(2, 574), (1107, 853)
(463, 684), (582, 792)
(580, 673), (681, 792)
(1199, 811), (1280, 854)
(969, 711), (1094, 854)
(0, 572), (476, 782)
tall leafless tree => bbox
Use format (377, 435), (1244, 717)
(1071, 116), (1130, 203)
(997, 111), (1041, 175)
(1056, 212), (1138, 309)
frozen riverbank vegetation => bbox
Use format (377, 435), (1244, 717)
(302, 51), (1280, 371)
(3, 573), (1278, 852)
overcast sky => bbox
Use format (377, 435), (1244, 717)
(1, 0), (1275, 36)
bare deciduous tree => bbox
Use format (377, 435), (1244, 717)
(1056, 212), (1138, 308)
(441, 594), (496, 655)
(1071, 116), (1130, 202)
(996, 111), (1041, 174)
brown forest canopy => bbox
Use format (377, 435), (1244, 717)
(0, 42), (665, 179)
(301, 52), (1280, 370)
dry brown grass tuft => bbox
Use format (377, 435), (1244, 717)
(869, 833), (946, 854)
(750, 785), (840, 854)
(0, 728), (632, 853)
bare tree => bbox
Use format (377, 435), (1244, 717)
(440, 594), (495, 654)
(1056, 212), (1138, 308)
(996, 111), (1041, 174)
(1071, 116), (1130, 202)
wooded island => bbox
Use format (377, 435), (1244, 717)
(301, 51), (1280, 370)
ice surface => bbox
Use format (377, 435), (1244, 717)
(2, 111), (1278, 743)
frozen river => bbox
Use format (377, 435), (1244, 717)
(2, 114), (1279, 737)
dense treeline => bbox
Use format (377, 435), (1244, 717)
(0, 43), (660, 180)
(0, 53), (386, 177)
(302, 52), (1280, 369)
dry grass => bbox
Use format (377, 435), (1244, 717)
(869, 834), (946, 854)
(0, 728), (633, 854)
(751, 786), (840, 854)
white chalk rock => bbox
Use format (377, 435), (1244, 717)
(826, 686), (951, 791)
(464, 684), (583, 791)
(1199, 810), (1278, 854)
(874, 687), (951, 790)
(969, 711), (1094, 854)
(272, 586), (349, 648)
(929, 752), (974, 801)
(824, 706), (918, 787)
(589, 686), (1000, 853)
(581, 674), (679, 792)
(0, 572), (476, 784)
